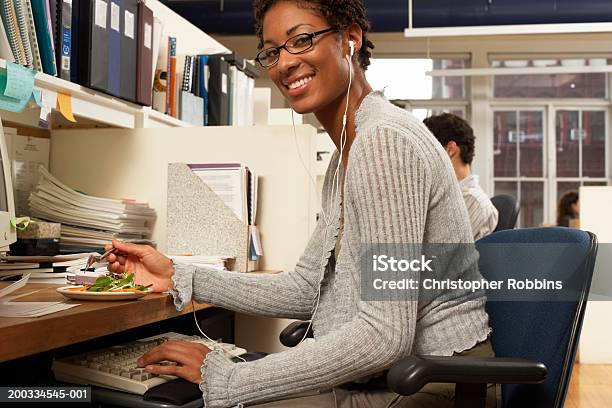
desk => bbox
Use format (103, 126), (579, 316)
(0, 283), (211, 363)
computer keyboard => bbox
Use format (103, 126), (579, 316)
(52, 332), (247, 395)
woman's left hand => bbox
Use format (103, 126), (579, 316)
(137, 341), (212, 384)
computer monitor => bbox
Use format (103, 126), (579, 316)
(0, 121), (17, 249)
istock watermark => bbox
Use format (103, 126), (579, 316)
(360, 243), (609, 302)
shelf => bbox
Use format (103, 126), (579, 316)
(0, 59), (193, 129)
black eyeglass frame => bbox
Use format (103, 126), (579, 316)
(256, 27), (337, 68)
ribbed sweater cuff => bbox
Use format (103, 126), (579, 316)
(199, 351), (235, 408)
(169, 262), (195, 311)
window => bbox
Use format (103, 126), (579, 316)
(555, 109), (608, 212)
(493, 110), (546, 227)
(367, 58), (469, 121)
(366, 58), (468, 100)
(492, 58), (609, 99)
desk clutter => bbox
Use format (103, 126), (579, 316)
(0, 274), (80, 317)
(28, 166), (156, 253)
(0, 0), (258, 122)
(167, 163), (262, 273)
(0, 251), (104, 284)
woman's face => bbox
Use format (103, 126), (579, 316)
(261, 1), (350, 114)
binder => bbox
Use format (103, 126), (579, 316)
(23, 0), (42, 71)
(220, 52), (259, 126)
(1, 0), (26, 65)
(206, 54), (229, 126)
(106, 0), (120, 97)
(196, 54), (208, 125)
(165, 36), (176, 116)
(135, 0), (152, 106)
(77, 0), (109, 93)
(69, 0), (78, 82)
(119, 0), (136, 102)
(0, 8), (14, 61)
(31, 0), (56, 75)
(54, 0), (71, 79)
(13, 0), (34, 67)
(167, 163), (257, 272)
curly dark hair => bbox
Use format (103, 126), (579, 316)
(557, 191), (579, 226)
(423, 113), (476, 165)
(253, 0), (375, 70)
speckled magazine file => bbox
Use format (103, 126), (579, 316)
(167, 163), (252, 272)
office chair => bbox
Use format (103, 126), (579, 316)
(280, 228), (597, 407)
(387, 227), (598, 408)
(490, 194), (520, 232)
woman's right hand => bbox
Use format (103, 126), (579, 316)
(105, 240), (175, 293)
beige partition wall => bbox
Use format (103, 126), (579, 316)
(50, 125), (320, 352)
(578, 186), (612, 363)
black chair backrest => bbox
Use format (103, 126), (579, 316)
(490, 194), (520, 232)
(476, 227), (597, 408)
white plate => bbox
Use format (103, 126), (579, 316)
(56, 286), (150, 301)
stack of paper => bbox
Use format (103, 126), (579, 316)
(169, 255), (230, 271)
(0, 275), (80, 318)
(28, 167), (156, 253)
(0, 253), (101, 284)
(187, 163), (258, 225)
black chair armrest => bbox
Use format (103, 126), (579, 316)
(387, 356), (547, 396)
(279, 321), (313, 347)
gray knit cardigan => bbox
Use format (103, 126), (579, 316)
(171, 91), (491, 408)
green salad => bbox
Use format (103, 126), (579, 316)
(86, 273), (150, 292)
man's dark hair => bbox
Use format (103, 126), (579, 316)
(253, 0), (375, 70)
(423, 113), (476, 165)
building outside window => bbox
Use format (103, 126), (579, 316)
(492, 58), (610, 227)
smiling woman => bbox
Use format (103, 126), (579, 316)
(106, 1), (496, 407)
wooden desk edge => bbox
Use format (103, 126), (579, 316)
(1, 289), (211, 363)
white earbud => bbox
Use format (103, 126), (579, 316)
(349, 40), (355, 57)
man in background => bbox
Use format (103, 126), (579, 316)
(424, 113), (498, 240)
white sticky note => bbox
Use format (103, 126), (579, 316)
(41, 89), (57, 109)
(144, 23), (152, 50)
(95, 0), (107, 29)
(110, 2), (120, 32)
(124, 10), (134, 39)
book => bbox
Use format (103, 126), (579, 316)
(119, 0), (137, 102)
(206, 54), (229, 126)
(165, 36), (176, 117)
(197, 54), (209, 125)
(13, 0), (34, 67)
(135, 0), (152, 106)
(31, 0), (56, 75)
(22, 0), (42, 71)
(1, 0), (26, 65)
(106, 0), (120, 96)
(77, 0), (109, 93)
(55, 0), (71, 79)
(0, 7), (14, 61)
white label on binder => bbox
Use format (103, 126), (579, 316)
(124, 10), (134, 39)
(144, 23), (152, 50)
(222, 73), (227, 94)
(61, 56), (70, 71)
(110, 3), (120, 32)
(95, 0), (107, 29)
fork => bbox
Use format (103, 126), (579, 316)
(84, 247), (117, 270)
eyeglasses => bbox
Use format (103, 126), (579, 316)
(256, 27), (337, 68)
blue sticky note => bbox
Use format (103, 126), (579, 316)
(0, 95), (28, 112)
(0, 73), (28, 112)
(32, 88), (42, 106)
(5, 62), (36, 101)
